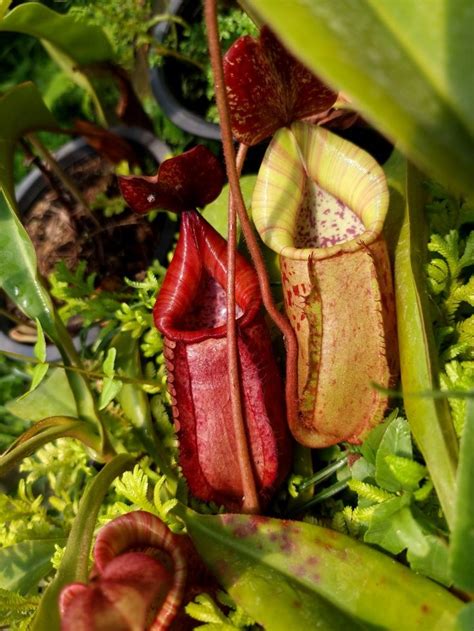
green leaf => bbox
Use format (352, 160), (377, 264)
(0, 2), (114, 125)
(375, 417), (412, 492)
(407, 534), (450, 587)
(114, 332), (177, 483)
(102, 347), (116, 378)
(389, 155), (458, 528)
(384, 455), (427, 492)
(456, 604), (474, 631)
(243, 0), (474, 196)
(181, 510), (462, 630)
(0, 84), (58, 337)
(98, 346), (120, 409)
(364, 496), (428, 557)
(0, 0), (11, 21)
(0, 2), (112, 63)
(0, 416), (100, 476)
(33, 319), (46, 363)
(26, 363), (49, 397)
(98, 377), (122, 410)
(359, 415), (393, 465)
(202, 175), (256, 240)
(32, 453), (134, 631)
(449, 399), (474, 591)
(7, 368), (76, 422)
(0, 539), (66, 595)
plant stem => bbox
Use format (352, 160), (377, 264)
(299, 456), (348, 491)
(205, 0), (260, 514)
(20, 139), (72, 210)
(26, 133), (102, 232)
(289, 479), (348, 516)
(0, 348), (161, 388)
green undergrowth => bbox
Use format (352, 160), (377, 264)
(0, 184), (473, 627)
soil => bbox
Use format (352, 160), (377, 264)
(3, 150), (170, 344)
(24, 155), (159, 280)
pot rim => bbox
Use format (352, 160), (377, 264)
(149, 0), (221, 141)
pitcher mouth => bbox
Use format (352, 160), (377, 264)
(154, 210), (261, 343)
(253, 121), (389, 262)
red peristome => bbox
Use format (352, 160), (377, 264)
(118, 145), (226, 214)
(154, 210), (260, 342)
(224, 26), (337, 145)
(154, 211), (291, 508)
(60, 511), (188, 631)
(60, 553), (172, 631)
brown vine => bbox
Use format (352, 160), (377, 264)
(204, 0), (299, 462)
(205, 0), (260, 513)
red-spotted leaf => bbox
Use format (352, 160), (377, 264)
(181, 510), (463, 630)
(118, 145), (226, 214)
(224, 26), (337, 145)
(153, 211), (290, 508)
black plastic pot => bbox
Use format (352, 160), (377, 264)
(0, 126), (175, 361)
(150, 0), (221, 141)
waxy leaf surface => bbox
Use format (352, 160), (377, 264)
(387, 154), (458, 529)
(224, 26), (336, 145)
(182, 510), (462, 630)
(118, 145), (225, 214)
(243, 0), (474, 196)
(449, 399), (474, 590)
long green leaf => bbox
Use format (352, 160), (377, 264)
(32, 453), (134, 631)
(243, 0), (474, 197)
(449, 399), (474, 590)
(0, 84), (57, 338)
(388, 154), (458, 529)
(0, 84), (108, 450)
(0, 2), (114, 124)
(0, 539), (66, 595)
(181, 510), (462, 630)
(0, 417), (100, 476)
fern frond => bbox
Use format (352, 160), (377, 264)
(441, 360), (474, 435)
(426, 257), (449, 295)
(457, 315), (474, 353)
(458, 231), (474, 271)
(186, 592), (254, 630)
(340, 506), (363, 537)
(428, 231), (460, 280)
(114, 465), (156, 514)
(347, 479), (394, 504)
(0, 588), (40, 628)
(331, 511), (347, 533)
(444, 277), (474, 321)
(351, 505), (376, 523)
(384, 455), (427, 491)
